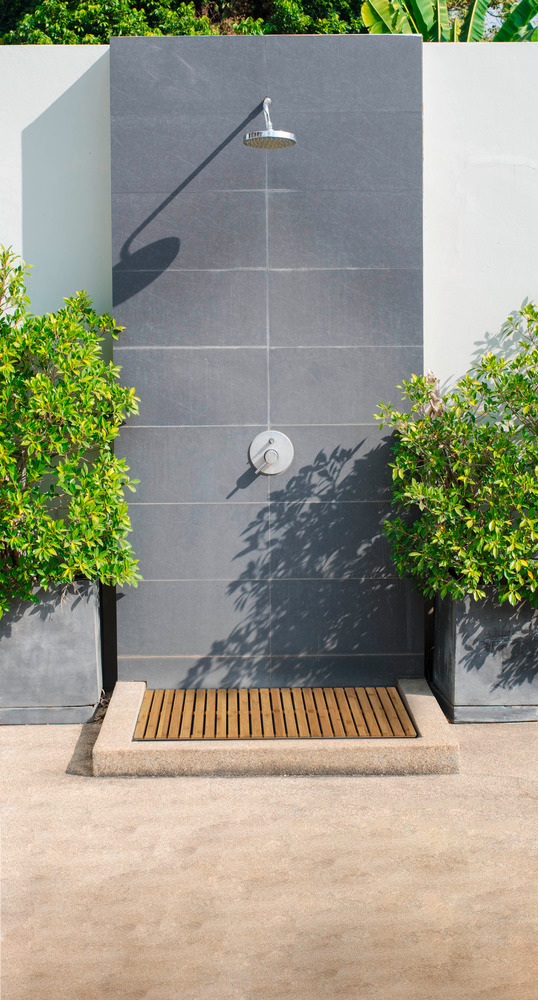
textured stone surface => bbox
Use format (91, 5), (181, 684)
(269, 346), (423, 425)
(433, 593), (538, 720)
(2, 705), (536, 1000)
(92, 679), (459, 776)
(0, 582), (102, 723)
(111, 36), (424, 687)
(116, 654), (425, 690)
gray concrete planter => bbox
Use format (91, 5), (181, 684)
(432, 592), (538, 722)
(0, 582), (102, 724)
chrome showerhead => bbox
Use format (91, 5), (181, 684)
(243, 97), (296, 150)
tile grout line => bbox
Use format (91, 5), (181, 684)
(113, 266), (423, 273)
(115, 346), (423, 351)
(118, 653), (421, 659)
(128, 500), (392, 505)
(265, 143), (274, 681)
(127, 500), (392, 504)
(130, 577), (401, 582)
(124, 422), (382, 428)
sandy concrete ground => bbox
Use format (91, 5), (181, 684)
(1, 718), (537, 1000)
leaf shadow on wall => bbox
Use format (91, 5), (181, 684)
(456, 598), (538, 692)
(113, 102), (264, 306)
(178, 439), (423, 689)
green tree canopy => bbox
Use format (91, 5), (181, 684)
(1, 0), (367, 41)
(2, 0), (536, 40)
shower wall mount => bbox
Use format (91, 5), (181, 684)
(243, 98), (296, 150)
(249, 431), (294, 476)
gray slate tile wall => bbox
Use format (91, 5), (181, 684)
(111, 35), (424, 690)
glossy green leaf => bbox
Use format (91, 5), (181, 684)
(361, 0), (413, 32)
(493, 0), (538, 40)
(460, 0), (489, 40)
(400, 0), (433, 34)
(430, 0), (450, 39)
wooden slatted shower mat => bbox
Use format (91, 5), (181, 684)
(134, 687), (417, 740)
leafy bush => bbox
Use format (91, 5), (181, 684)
(2, 0), (219, 42)
(376, 303), (538, 606)
(2, 0), (366, 41)
(0, 247), (141, 616)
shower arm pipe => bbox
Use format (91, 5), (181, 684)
(263, 97), (274, 131)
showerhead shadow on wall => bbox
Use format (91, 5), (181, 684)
(113, 100), (283, 307)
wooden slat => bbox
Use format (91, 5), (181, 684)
(344, 688), (370, 738)
(249, 688), (263, 739)
(365, 687), (393, 737)
(377, 687), (405, 737)
(204, 689), (216, 739)
(167, 689), (185, 740)
(134, 686), (417, 740)
(387, 687), (416, 737)
(133, 689), (154, 740)
(270, 689), (286, 738)
(280, 688), (298, 738)
(331, 688), (357, 737)
(179, 689), (195, 738)
(156, 689), (175, 739)
(302, 688), (322, 738)
(312, 688), (333, 737)
(227, 689), (239, 738)
(291, 688), (310, 738)
(191, 690), (207, 739)
(216, 688), (227, 739)
(239, 689), (251, 738)
(259, 688), (274, 737)
(355, 687), (382, 737)
(145, 689), (164, 740)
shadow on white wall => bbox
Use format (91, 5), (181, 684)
(22, 53), (111, 317)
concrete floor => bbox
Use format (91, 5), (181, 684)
(1, 719), (537, 1000)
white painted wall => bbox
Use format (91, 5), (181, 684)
(0, 46), (111, 315)
(1, 43), (537, 381)
(423, 45), (538, 384)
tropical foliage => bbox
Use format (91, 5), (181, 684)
(361, 0), (538, 41)
(0, 247), (140, 616)
(1, 0), (365, 42)
(376, 303), (538, 606)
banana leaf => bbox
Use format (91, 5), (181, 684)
(361, 0), (413, 32)
(460, 0), (489, 40)
(493, 0), (538, 40)
(401, 0), (435, 35)
(430, 0), (451, 40)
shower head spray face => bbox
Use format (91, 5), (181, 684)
(243, 97), (296, 150)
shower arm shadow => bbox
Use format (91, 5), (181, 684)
(118, 102), (265, 264)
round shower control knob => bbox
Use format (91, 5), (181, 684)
(249, 431), (294, 476)
(255, 448), (279, 475)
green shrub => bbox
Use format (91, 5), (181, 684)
(2, 0), (366, 41)
(0, 247), (141, 616)
(376, 303), (538, 606)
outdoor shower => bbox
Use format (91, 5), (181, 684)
(243, 97), (296, 149)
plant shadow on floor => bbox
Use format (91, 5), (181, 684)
(175, 438), (422, 689)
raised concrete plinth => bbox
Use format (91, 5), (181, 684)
(93, 679), (459, 776)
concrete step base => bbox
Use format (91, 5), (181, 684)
(93, 679), (459, 776)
